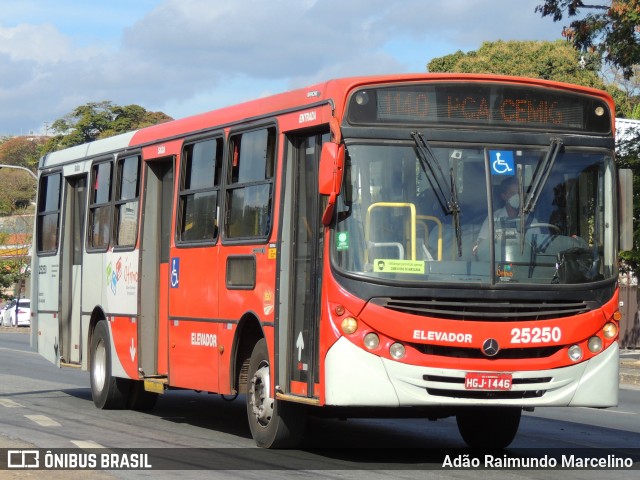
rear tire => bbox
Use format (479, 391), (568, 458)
(90, 320), (131, 409)
(456, 407), (521, 449)
(246, 338), (306, 448)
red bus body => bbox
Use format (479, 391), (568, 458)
(31, 74), (623, 448)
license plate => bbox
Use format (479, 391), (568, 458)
(465, 372), (512, 391)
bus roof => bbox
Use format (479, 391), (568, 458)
(41, 130), (137, 169)
(41, 73), (615, 168)
(128, 73), (614, 147)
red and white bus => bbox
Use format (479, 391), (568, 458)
(31, 74), (632, 448)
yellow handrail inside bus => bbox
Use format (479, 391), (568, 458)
(365, 202), (416, 262)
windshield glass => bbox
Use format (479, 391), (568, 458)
(333, 142), (616, 285)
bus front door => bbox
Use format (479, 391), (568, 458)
(278, 132), (329, 399)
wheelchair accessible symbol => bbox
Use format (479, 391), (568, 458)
(171, 257), (180, 288)
(490, 150), (515, 176)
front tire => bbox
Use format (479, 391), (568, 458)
(246, 338), (306, 448)
(456, 407), (521, 449)
(90, 320), (131, 409)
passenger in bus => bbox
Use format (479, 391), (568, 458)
(473, 176), (539, 255)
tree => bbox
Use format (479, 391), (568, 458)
(536, 0), (640, 79)
(44, 101), (173, 152)
(0, 136), (45, 170)
(0, 211), (33, 303)
(0, 137), (40, 215)
(428, 39), (607, 88)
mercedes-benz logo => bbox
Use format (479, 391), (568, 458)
(482, 338), (500, 357)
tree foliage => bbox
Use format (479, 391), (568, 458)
(45, 101), (173, 152)
(0, 137), (42, 215)
(428, 39), (607, 88)
(0, 136), (45, 170)
(536, 0), (640, 79)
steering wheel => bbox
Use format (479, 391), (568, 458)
(528, 223), (562, 234)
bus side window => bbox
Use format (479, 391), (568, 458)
(88, 161), (112, 251)
(114, 155), (141, 247)
(178, 138), (223, 243)
(36, 172), (62, 254)
(225, 127), (276, 239)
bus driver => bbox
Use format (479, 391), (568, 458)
(473, 176), (538, 255)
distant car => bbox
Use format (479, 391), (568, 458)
(4, 299), (30, 327)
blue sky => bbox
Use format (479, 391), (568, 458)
(0, 0), (564, 136)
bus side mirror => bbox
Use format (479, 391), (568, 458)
(319, 142), (345, 225)
(619, 168), (634, 252)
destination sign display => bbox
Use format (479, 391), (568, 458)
(346, 83), (611, 134)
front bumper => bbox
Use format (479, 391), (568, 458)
(324, 337), (619, 407)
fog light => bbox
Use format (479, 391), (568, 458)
(603, 322), (618, 339)
(341, 317), (358, 335)
(389, 342), (405, 359)
(364, 332), (380, 350)
(568, 344), (583, 362)
(588, 336), (603, 353)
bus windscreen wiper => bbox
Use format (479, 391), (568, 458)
(524, 138), (563, 214)
(411, 132), (462, 257)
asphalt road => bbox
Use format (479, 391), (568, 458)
(0, 328), (639, 479)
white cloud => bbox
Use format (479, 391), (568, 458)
(0, 24), (73, 63)
(0, 0), (565, 135)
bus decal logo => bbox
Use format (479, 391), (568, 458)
(490, 150), (515, 176)
(106, 261), (118, 294)
(482, 338), (500, 357)
(171, 258), (180, 288)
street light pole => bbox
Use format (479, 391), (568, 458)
(0, 164), (37, 181)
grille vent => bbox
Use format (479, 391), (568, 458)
(370, 297), (590, 321)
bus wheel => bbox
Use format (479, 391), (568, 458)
(456, 407), (521, 449)
(90, 320), (130, 409)
(246, 338), (306, 448)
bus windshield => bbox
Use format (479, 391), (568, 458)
(333, 142), (617, 286)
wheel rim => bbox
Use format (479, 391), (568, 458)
(93, 337), (107, 392)
(249, 360), (273, 426)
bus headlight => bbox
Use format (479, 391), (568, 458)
(341, 317), (358, 335)
(389, 342), (405, 360)
(568, 344), (583, 362)
(363, 333), (380, 350)
(603, 322), (618, 339)
(355, 91), (369, 106)
(588, 336), (603, 353)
